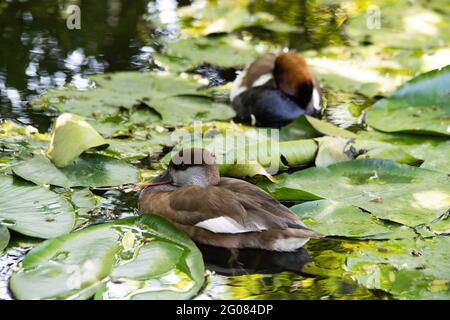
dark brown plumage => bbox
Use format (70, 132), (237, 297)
(230, 52), (321, 127)
(138, 148), (322, 251)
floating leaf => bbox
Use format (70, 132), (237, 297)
(365, 66), (450, 136)
(10, 215), (204, 300)
(47, 113), (108, 168)
(70, 189), (98, 217)
(13, 154), (139, 188)
(281, 115), (357, 141)
(346, 237), (450, 299)
(0, 225), (10, 252)
(357, 130), (450, 173)
(0, 175), (75, 239)
(261, 159), (450, 227)
(291, 200), (416, 239)
(32, 72), (235, 126)
(174, 0), (300, 36)
(315, 137), (352, 167)
(157, 35), (261, 71)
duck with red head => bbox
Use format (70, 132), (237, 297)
(230, 52), (321, 128)
(138, 148), (322, 252)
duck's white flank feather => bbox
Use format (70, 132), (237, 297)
(272, 238), (309, 252)
(252, 73), (273, 87)
(309, 87), (321, 111)
(230, 70), (247, 101)
(195, 217), (266, 234)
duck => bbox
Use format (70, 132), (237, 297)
(138, 148), (322, 252)
(230, 52), (321, 128)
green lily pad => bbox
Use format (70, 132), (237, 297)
(0, 175), (75, 239)
(32, 72), (235, 126)
(10, 215), (205, 300)
(156, 35), (261, 72)
(70, 189), (98, 217)
(13, 154), (139, 188)
(281, 115), (357, 141)
(0, 225), (10, 252)
(261, 159), (450, 227)
(365, 66), (450, 136)
(291, 200), (416, 239)
(47, 113), (108, 168)
(315, 137), (353, 167)
(358, 130), (450, 173)
(346, 237), (450, 299)
(174, 0), (300, 36)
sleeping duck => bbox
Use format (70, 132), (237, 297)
(138, 148), (322, 252)
(230, 52), (321, 128)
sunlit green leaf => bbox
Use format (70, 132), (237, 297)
(346, 237), (450, 299)
(260, 159), (450, 227)
(0, 175), (75, 239)
(47, 113), (108, 168)
(365, 66), (450, 136)
(10, 215), (204, 300)
(0, 225), (10, 252)
(13, 154), (139, 188)
(291, 200), (416, 239)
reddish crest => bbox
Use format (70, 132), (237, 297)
(274, 53), (315, 105)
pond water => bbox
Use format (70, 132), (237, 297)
(2, 0), (444, 300)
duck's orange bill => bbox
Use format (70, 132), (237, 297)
(140, 180), (173, 187)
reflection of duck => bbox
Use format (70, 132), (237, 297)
(197, 244), (312, 275)
(138, 148), (322, 251)
(230, 52), (321, 128)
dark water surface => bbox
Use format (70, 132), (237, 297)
(0, 0), (381, 300)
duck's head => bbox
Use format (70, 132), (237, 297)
(144, 148), (220, 188)
(273, 52), (316, 107)
(168, 148), (220, 187)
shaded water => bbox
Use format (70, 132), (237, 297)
(0, 0), (383, 300)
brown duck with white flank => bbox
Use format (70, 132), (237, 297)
(230, 52), (321, 128)
(138, 148), (322, 252)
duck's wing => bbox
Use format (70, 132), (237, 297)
(218, 177), (307, 229)
(230, 53), (277, 101)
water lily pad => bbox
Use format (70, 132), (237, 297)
(47, 113), (108, 168)
(365, 66), (450, 136)
(358, 130), (450, 173)
(70, 189), (98, 217)
(0, 225), (10, 252)
(156, 35), (261, 72)
(13, 154), (139, 188)
(291, 200), (416, 239)
(261, 159), (450, 227)
(32, 72), (235, 126)
(0, 175), (75, 239)
(346, 237), (450, 299)
(175, 0), (300, 36)
(281, 115), (357, 141)
(10, 215), (204, 300)
(315, 137), (353, 167)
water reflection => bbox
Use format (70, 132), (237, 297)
(0, 0), (159, 132)
(198, 244), (312, 276)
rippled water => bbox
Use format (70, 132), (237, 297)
(0, 0), (379, 300)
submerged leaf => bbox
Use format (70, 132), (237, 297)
(13, 154), (139, 188)
(47, 113), (108, 167)
(10, 215), (204, 300)
(0, 175), (75, 239)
